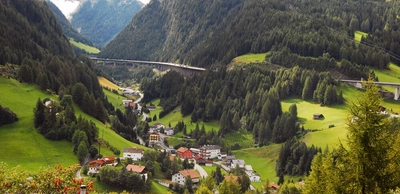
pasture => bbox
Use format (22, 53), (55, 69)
(69, 39), (100, 54)
(98, 76), (120, 90)
(232, 52), (270, 63)
(0, 77), (77, 171)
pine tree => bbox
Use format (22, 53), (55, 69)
(77, 141), (88, 164)
(34, 98), (45, 128)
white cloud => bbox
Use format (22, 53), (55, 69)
(137, 0), (150, 4)
(49, 0), (82, 20)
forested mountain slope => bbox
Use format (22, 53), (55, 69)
(70, 0), (143, 47)
(46, 0), (94, 46)
(100, 0), (400, 72)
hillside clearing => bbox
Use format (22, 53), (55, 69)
(98, 76), (120, 90)
(354, 31), (368, 42)
(69, 39), (100, 54)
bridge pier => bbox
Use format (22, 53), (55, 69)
(395, 87), (399, 100)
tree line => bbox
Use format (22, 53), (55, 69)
(141, 65), (344, 145)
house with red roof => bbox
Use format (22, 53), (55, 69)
(177, 147), (193, 159)
(87, 156), (118, 174)
(126, 164), (149, 181)
(172, 169), (200, 187)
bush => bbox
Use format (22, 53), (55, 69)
(328, 124), (335, 128)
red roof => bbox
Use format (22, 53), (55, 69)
(89, 160), (105, 166)
(126, 164), (146, 173)
(179, 169), (200, 179)
(177, 147), (189, 153)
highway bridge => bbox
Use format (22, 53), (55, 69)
(341, 79), (400, 100)
(90, 57), (206, 77)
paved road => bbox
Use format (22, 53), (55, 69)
(194, 164), (208, 179)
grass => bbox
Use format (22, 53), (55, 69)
(354, 31), (368, 42)
(232, 52), (270, 63)
(147, 99), (220, 133)
(102, 88), (126, 110)
(224, 129), (254, 149)
(202, 165), (218, 177)
(69, 39), (100, 54)
(0, 77), (78, 172)
(372, 63), (400, 93)
(233, 144), (282, 190)
(98, 76), (120, 91)
(165, 137), (184, 147)
(150, 180), (173, 193)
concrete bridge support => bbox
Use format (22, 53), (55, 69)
(395, 87), (399, 100)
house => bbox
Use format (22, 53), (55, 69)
(123, 147), (144, 161)
(164, 127), (174, 136)
(231, 159), (245, 169)
(147, 105), (156, 110)
(125, 102), (136, 108)
(87, 156), (118, 174)
(194, 155), (206, 165)
(122, 100), (133, 106)
(152, 122), (165, 129)
(149, 132), (160, 143)
(177, 147), (193, 159)
(172, 169), (200, 187)
(205, 160), (213, 167)
(313, 113), (324, 120)
(245, 165), (261, 182)
(218, 152), (227, 160)
(126, 164), (148, 181)
(190, 148), (200, 156)
(224, 155), (236, 164)
(158, 179), (173, 188)
(200, 145), (221, 159)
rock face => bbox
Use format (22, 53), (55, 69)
(70, 0), (144, 47)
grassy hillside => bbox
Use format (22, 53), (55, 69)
(232, 52), (270, 63)
(0, 77), (77, 172)
(0, 77), (146, 172)
(98, 76), (120, 90)
(69, 39), (100, 54)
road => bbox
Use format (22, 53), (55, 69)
(194, 164), (208, 179)
(133, 92), (146, 145)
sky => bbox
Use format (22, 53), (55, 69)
(50, 0), (149, 20)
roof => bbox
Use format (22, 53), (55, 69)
(231, 159), (245, 166)
(226, 156), (236, 160)
(126, 164), (146, 173)
(177, 147), (189, 153)
(169, 155), (175, 161)
(179, 170), (200, 179)
(89, 160), (105, 166)
(102, 156), (116, 164)
(245, 165), (253, 171)
(201, 145), (222, 150)
(123, 147), (144, 153)
(165, 127), (174, 131)
(269, 182), (280, 190)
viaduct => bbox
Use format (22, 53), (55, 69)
(341, 79), (400, 100)
(90, 57), (206, 77)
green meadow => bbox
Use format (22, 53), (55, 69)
(0, 77), (77, 171)
(232, 52), (270, 63)
(102, 88), (126, 110)
(0, 77), (146, 172)
(69, 39), (100, 54)
(354, 31), (368, 42)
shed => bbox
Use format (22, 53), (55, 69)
(313, 113), (324, 120)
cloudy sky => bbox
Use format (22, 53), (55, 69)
(50, 0), (149, 20)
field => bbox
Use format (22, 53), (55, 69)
(0, 77), (146, 173)
(102, 88), (126, 110)
(98, 76), (120, 90)
(69, 39), (100, 54)
(224, 129), (254, 149)
(232, 52), (270, 63)
(354, 31), (368, 42)
(147, 99), (220, 133)
(0, 77), (78, 172)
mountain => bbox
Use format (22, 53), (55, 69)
(70, 0), (144, 47)
(46, 0), (94, 46)
(100, 0), (400, 70)
(0, 0), (106, 111)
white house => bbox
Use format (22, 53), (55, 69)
(172, 169), (200, 187)
(245, 165), (261, 182)
(87, 156), (118, 175)
(231, 159), (245, 169)
(122, 100), (133, 106)
(200, 145), (221, 159)
(164, 127), (174, 136)
(123, 147), (144, 161)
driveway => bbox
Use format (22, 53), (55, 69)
(194, 164), (208, 179)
